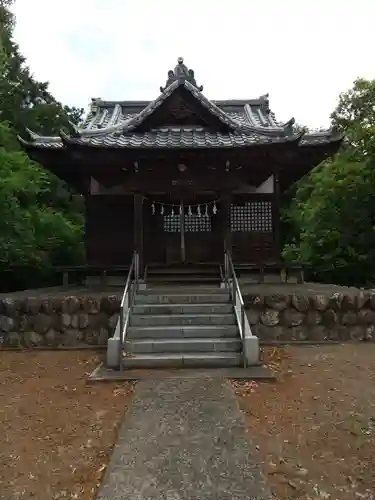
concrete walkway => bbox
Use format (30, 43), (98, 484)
(96, 378), (273, 500)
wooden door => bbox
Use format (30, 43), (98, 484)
(143, 199), (182, 264)
(163, 210), (182, 264)
(143, 199), (165, 264)
(143, 195), (223, 265)
(183, 197), (222, 264)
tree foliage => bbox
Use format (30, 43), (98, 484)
(0, 2), (82, 134)
(283, 78), (375, 286)
(0, 2), (84, 291)
(332, 78), (375, 158)
(0, 123), (83, 263)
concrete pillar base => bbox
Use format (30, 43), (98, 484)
(138, 280), (147, 290)
(106, 337), (121, 368)
(243, 335), (260, 366)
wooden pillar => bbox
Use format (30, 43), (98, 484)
(180, 200), (186, 263)
(133, 193), (144, 276)
(221, 191), (232, 256)
(273, 172), (281, 261)
(83, 195), (89, 266)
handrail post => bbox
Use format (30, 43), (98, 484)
(136, 252), (140, 290)
(135, 252), (138, 287)
(241, 306), (245, 337)
(225, 249), (250, 368)
(224, 251), (228, 282)
(241, 306), (247, 368)
(118, 251), (137, 371)
(119, 308), (124, 344)
(224, 251), (227, 283)
(119, 306), (124, 371)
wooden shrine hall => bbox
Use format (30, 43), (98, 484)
(19, 57), (343, 280)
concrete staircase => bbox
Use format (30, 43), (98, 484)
(122, 287), (243, 369)
(145, 263), (222, 286)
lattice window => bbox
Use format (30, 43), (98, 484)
(184, 214), (211, 233)
(230, 201), (272, 232)
(163, 215), (181, 233)
(163, 214), (212, 233)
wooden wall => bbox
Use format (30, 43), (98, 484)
(230, 194), (278, 263)
(83, 193), (279, 267)
(85, 195), (134, 266)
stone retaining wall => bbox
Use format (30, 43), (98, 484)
(1, 291), (375, 348)
(0, 295), (121, 348)
(244, 291), (375, 341)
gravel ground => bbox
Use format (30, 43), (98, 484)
(0, 351), (134, 500)
(2, 345), (375, 500)
(233, 345), (375, 500)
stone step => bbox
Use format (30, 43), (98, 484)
(130, 314), (237, 327)
(141, 286), (227, 293)
(146, 275), (221, 284)
(135, 293), (230, 305)
(146, 266), (219, 276)
(132, 303), (233, 315)
(124, 337), (242, 354)
(127, 325), (239, 339)
(121, 352), (242, 369)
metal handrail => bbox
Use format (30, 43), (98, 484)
(118, 251), (139, 370)
(224, 251), (246, 366)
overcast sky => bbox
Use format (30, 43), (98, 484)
(12, 0), (375, 129)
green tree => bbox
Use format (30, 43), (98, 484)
(332, 78), (375, 158)
(0, 1), (83, 133)
(0, 123), (84, 291)
(283, 78), (375, 286)
(0, 1), (84, 291)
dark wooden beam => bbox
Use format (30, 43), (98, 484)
(133, 193), (144, 276)
(221, 191), (232, 258)
(273, 173), (281, 259)
(25, 139), (341, 196)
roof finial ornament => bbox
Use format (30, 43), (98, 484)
(175, 57), (189, 78)
(90, 97), (102, 114)
(160, 57), (203, 92)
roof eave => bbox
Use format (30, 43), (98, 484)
(299, 130), (345, 148)
(49, 130), (304, 151)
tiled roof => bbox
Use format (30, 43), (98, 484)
(20, 127), (339, 149)
(19, 128), (340, 150)
(19, 59), (343, 151)
(61, 128), (301, 149)
(77, 81), (293, 139)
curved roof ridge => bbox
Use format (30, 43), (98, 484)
(305, 126), (342, 138)
(17, 134), (63, 150)
(244, 104), (296, 136)
(25, 127), (41, 140)
(279, 117), (296, 129)
(182, 80), (244, 132)
(60, 129), (78, 145)
(23, 128), (62, 144)
(183, 82), (298, 137)
(74, 81), (181, 138)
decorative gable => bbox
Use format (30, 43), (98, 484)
(133, 83), (233, 132)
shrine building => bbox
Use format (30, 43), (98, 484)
(19, 58), (343, 279)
